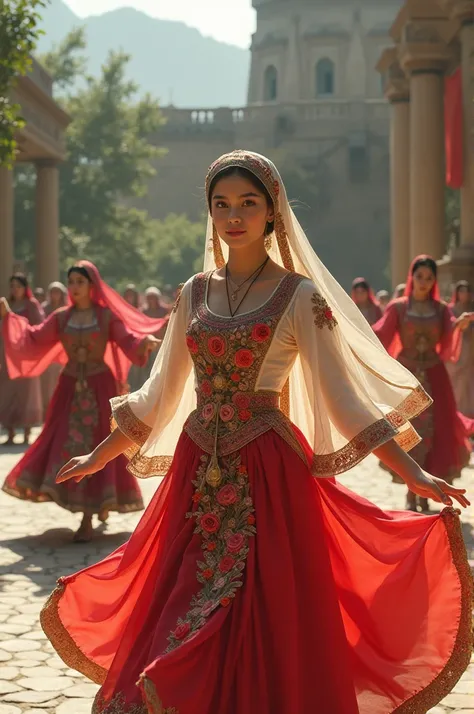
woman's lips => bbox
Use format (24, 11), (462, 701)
(226, 230), (246, 237)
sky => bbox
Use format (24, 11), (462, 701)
(62, 0), (256, 47)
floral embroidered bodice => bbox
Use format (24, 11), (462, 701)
(397, 302), (445, 370)
(183, 272), (305, 459)
(59, 311), (108, 377)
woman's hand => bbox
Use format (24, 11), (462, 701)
(0, 297), (11, 320)
(402, 469), (470, 509)
(456, 312), (474, 331)
(56, 452), (105, 484)
(139, 335), (161, 359)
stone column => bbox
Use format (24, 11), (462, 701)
(385, 61), (411, 287)
(400, 22), (451, 260)
(0, 167), (14, 297)
(35, 160), (59, 290)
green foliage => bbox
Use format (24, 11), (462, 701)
(14, 30), (204, 289)
(0, 0), (46, 166)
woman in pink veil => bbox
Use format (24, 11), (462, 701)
(351, 277), (383, 325)
(0, 273), (44, 445)
(0, 261), (167, 542)
(373, 255), (474, 511)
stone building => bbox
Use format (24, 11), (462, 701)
(377, 0), (474, 294)
(137, 0), (403, 289)
(0, 57), (70, 295)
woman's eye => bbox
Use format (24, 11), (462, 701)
(242, 200), (256, 207)
(214, 201), (227, 209)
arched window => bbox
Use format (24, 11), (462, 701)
(264, 65), (278, 101)
(316, 58), (335, 96)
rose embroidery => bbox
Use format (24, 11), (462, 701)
(216, 484), (238, 506)
(208, 335), (226, 357)
(239, 409), (252, 422)
(251, 323), (271, 343)
(200, 380), (212, 397)
(186, 336), (199, 354)
(234, 348), (254, 368)
(312, 293), (338, 331)
(226, 533), (245, 553)
(232, 393), (250, 410)
(202, 403), (215, 422)
(218, 556), (236, 573)
(173, 622), (190, 640)
(219, 404), (235, 423)
(200, 513), (220, 533)
(230, 372), (241, 382)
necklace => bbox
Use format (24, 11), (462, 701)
(225, 257), (270, 318)
(226, 259), (269, 302)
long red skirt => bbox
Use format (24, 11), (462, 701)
(41, 428), (472, 714)
(2, 369), (143, 515)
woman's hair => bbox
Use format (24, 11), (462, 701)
(207, 166), (275, 235)
(67, 265), (92, 282)
(454, 280), (471, 301)
(352, 278), (369, 292)
(9, 272), (28, 289)
(411, 256), (437, 278)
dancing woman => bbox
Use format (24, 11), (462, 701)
(373, 257), (474, 511)
(0, 273), (44, 445)
(446, 280), (474, 418)
(0, 261), (165, 542)
(351, 277), (383, 325)
(41, 153), (471, 713)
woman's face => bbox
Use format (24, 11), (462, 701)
(412, 267), (436, 297)
(457, 286), (471, 305)
(124, 289), (138, 306)
(146, 295), (160, 311)
(10, 279), (26, 301)
(353, 286), (369, 305)
(68, 272), (91, 304)
(49, 287), (64, 307)
(210, 174), (274, 252)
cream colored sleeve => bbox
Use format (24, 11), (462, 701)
(291, 279), (398, 474)
(110, 278), (193, 449)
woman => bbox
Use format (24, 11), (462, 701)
(393, 282), (406, 300)
(41, 281), (69, 412)
(351, 277), (383, 325)
(0, 273), (44, 445)
(123, 283), (141, 309)
(40, 153), (471, 714)
(373, 257), (474, 511)
(128, 288), (170, 392)
(0, 261), (165, 542)
(446, 280), (474, 418)
(376, 289), (390, 312)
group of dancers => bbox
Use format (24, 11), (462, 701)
(0, 150), (472, 713)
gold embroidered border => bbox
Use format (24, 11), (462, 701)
(393, 508), (473, 714)
(310, 419), (397, 478)
(110, 395), (152, 448)
(126, 453), (174, 479)
(184, 412), (275, 457)
(140, 676), (178, 714)
(40, 580), (107, 685)
(92, 692), (147, 714)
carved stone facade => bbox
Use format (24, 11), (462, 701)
(135, 1), (404, 290)
(0, 57), (70, 294)
(377, 0), (474, 293)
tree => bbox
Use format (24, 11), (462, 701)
(0, 0), (46, 166)
(15, 29), (184, 284)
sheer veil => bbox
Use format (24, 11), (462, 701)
(122, 151), (430, 474)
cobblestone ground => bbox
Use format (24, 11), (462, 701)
(0, 429), (473, 714)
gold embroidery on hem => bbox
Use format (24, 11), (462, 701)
(392, 508), (473, 714)
(40, 581), (107, 685)
(110, 395), (152, 448)
(311, 419), (397, 478)
(140, 675), (179, 714)
(126, 453), (174, 479)
(92, 692), (147, 713)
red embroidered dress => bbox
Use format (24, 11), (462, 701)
(41, 273), (472, 714)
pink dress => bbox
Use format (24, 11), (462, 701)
(2, 305), (145, 515)
(0, 299), (44, 430)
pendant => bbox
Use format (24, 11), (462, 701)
(206, 457), (222, 488)
(231, 292), (238, 301)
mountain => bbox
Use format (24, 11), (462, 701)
(36, 0), (250, 107)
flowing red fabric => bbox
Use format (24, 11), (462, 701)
(445, 68), (463, 189)
(41, 428), (472, 714)
(2, 260), (169, 384)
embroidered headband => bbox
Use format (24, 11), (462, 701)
(205, 150), (280, 208)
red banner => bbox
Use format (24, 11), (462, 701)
(444, 67), (463, 189)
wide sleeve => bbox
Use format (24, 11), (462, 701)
(438, 303), (462, 362)
(291, 280), (415, 477)
(108, 312), (147, 367)
(372, 301), (400, 351)
(110, 279), (193, 466)
(2, 310), (62, 378)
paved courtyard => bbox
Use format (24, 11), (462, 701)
(0, 429), (473, 714)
